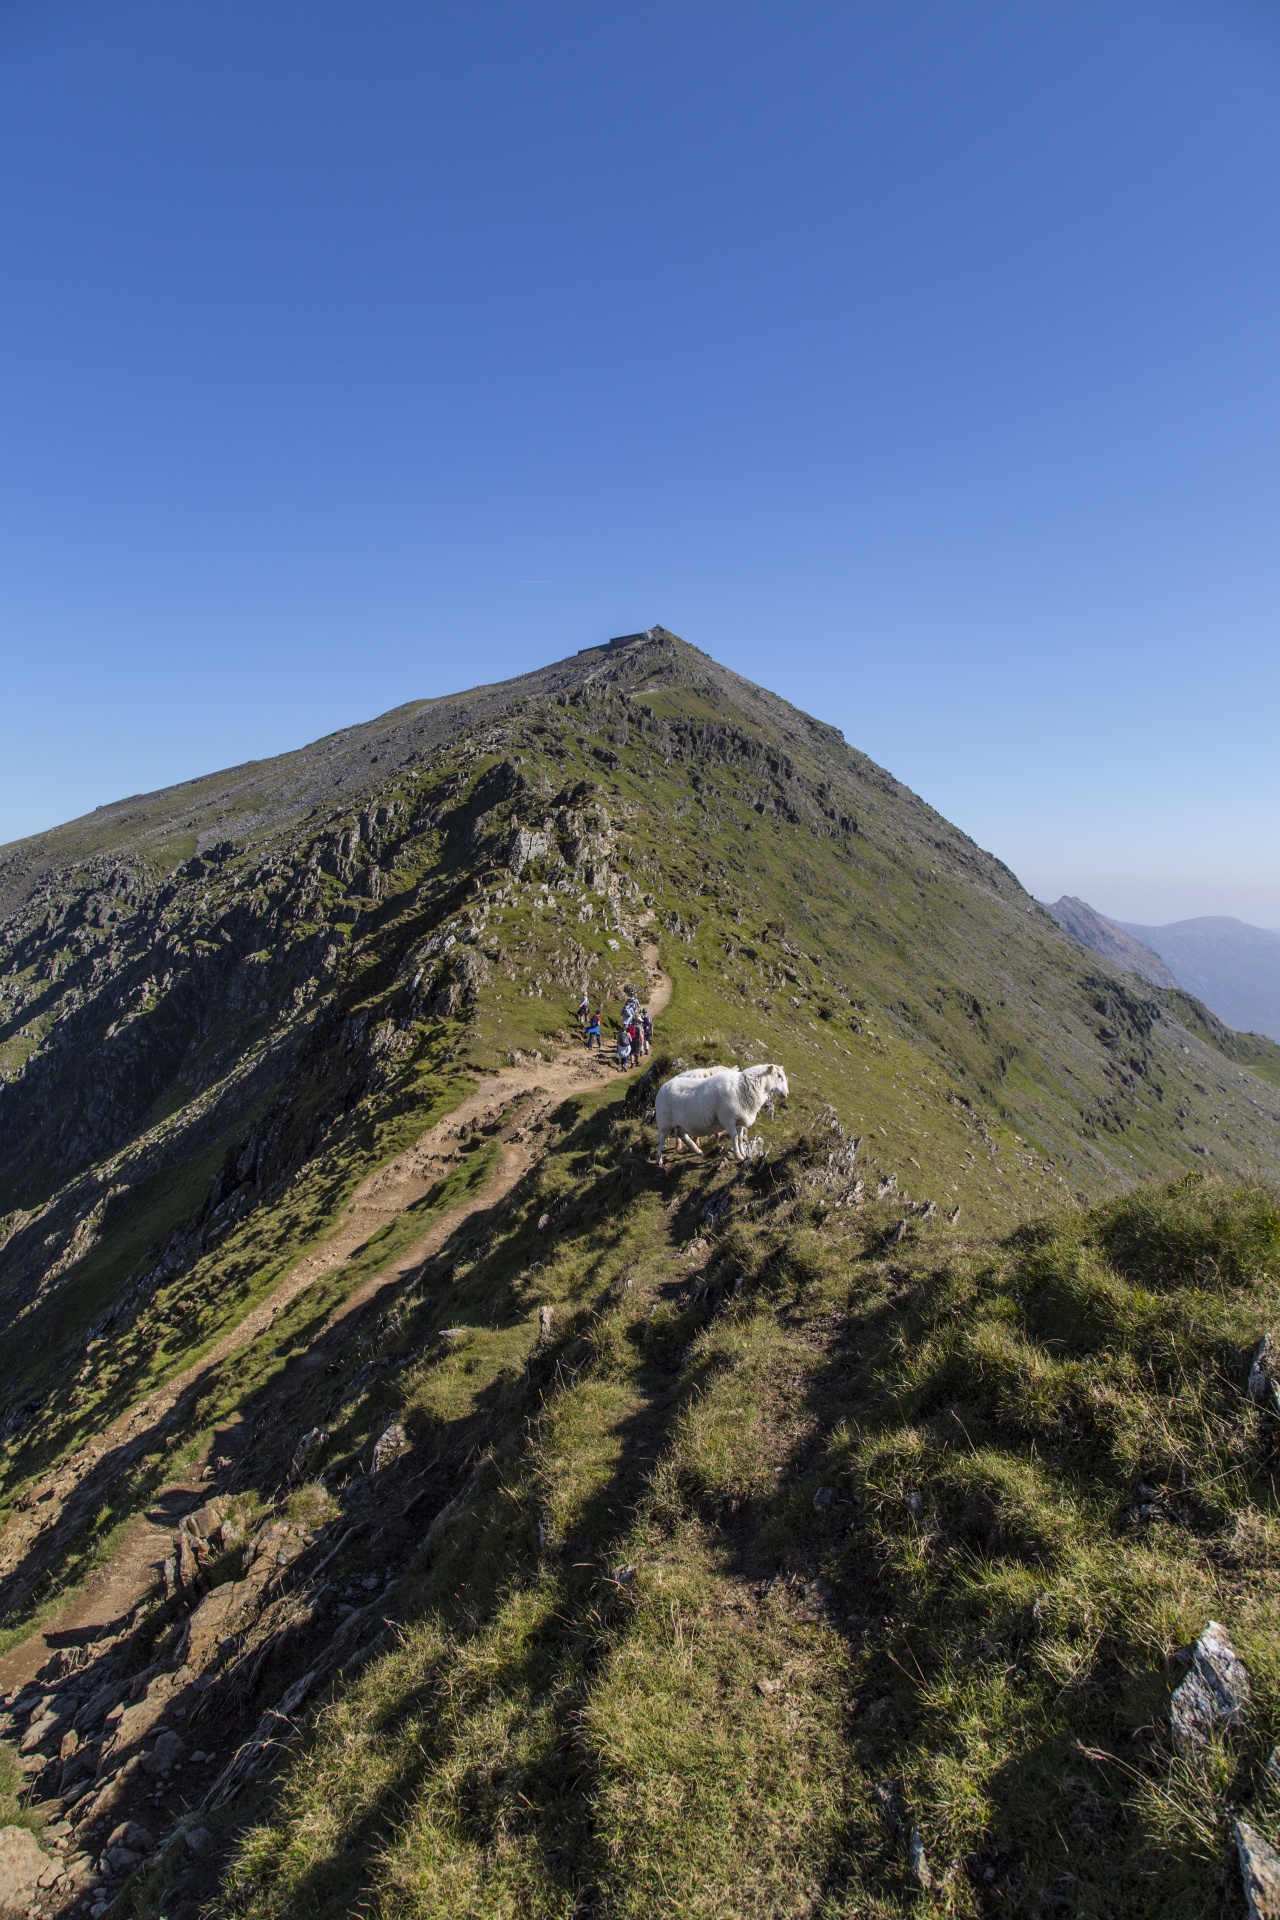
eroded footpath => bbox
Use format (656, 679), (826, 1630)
(0, 950), (669, 1693)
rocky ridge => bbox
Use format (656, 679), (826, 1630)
(3, 630), (1280, 1917)
(1045, 894), (1180, 990)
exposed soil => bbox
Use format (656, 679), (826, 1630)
(0, 951), (669, 1694)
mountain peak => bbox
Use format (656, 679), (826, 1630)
(3, 636), (1280, 1919)
(578, 623), (680, 654)
(1043, 895), (1179, 989)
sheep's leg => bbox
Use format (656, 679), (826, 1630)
(678, 1130), (704, 1156)
(656, 1127), (667, 1166)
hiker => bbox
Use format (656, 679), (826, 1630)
(617, 1025), (632, 1071)
(640, 1008), (652, 1055)
(628, 1017), (642, 1060)
(585, 1010), (602, 1050)
(577, 992), (590, 1026)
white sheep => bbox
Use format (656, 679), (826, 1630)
(654, 1063), (789, 1165)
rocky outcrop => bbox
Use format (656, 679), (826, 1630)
(0, 1451), (444, 1917)
(0, 1826), (52, 1916)
(1044, 897), (1179, 989)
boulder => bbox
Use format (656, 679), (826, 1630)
(508, 826), (550, 876)
(1236, 1821), (1280, 1920)
(74, 1676), (128, 1736)
(288, 1429), (327, 1483)
(101, 1674), (179, 1760)
(176, 1530), (203, 1590)
(1170, 1621), (1251, 1752)
(73, 1752), (144, 1832)
(182, 1502), (223, 1540)
(106, 1822), (152, 1854)
(18, 1710), (57, 1754)
(141, 1730), (186, 1777)
(183, 1573), (265, 1670)
(0, 1826), (52, 1916)
(249, 1520), (312, 1573)
(61, 1853), (99, 1896)
(371, 1421), (409, 1472)
(909, 1825), (935, 1892)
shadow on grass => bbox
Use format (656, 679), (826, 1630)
(24, 1107), (1272, 1920)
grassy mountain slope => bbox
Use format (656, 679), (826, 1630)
(216, 1138), (1280, 1920)
(1, 630), (1280, 1917)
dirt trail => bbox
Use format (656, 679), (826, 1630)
(0, 952), (669, 1692)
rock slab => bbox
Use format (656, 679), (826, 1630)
(1236, 1820), (1280, 1920)
(1170, 1621), (1250, 1752)
(0, 1826), (52, 1916)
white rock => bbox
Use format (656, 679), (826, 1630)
(371, 1421), (409, 1472)
(909, 1825), (935, 1891)
(1249, 1337), (1280, 1414)
(1170, 1621), (1251, 1752)
(1236, 1820), (1280, 1920)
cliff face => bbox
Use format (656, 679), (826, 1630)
(2, 631), (1280, 1920)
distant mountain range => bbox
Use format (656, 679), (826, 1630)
(1046, 897), (1280, 1040)
(1041, 897), (1178, 991)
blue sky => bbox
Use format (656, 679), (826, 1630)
(2, 0), (1278, 925)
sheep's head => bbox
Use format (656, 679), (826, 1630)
(754, 1063), (789, 1099)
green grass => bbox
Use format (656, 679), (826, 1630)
(4, 633), (1280, 1917)
(0, 1742), (43, 1835)
(0, 1044), (474, 1496)
(1161, 991), (1280, 1092)
(214, 1077), (1280, 1918)
(0, 1144), (502, 1642)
